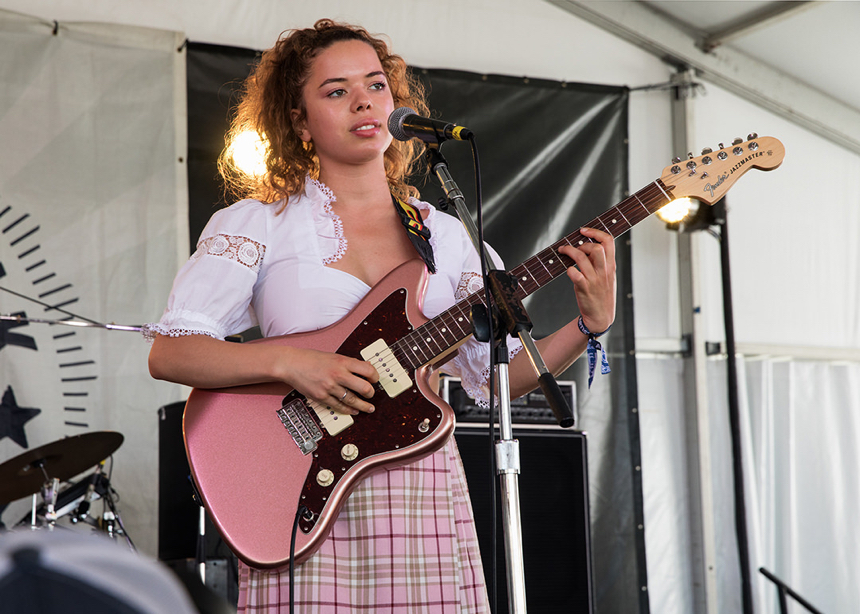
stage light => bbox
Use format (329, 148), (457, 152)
(227, 130), (268, 177)
(656, 197), (698, 226)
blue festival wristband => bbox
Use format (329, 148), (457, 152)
(577, 316), (611, 388)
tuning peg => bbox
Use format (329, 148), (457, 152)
(701, 147), (713, 155)
(747, 133), (758, 140)
(672, 156), (682, 164)
(732, 137), (743, 145)
(718, 142), (726, 150)
(687, 152), (694, 159)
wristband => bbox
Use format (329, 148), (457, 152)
(577, 316), (611, 388)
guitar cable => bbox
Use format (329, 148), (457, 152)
(289, 504), (309, 614)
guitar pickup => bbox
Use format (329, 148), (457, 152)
(361, 339), (412, 398)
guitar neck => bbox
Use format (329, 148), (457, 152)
(392, 178), (674, 369)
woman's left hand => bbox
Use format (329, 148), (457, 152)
(558, 226), (617, 334)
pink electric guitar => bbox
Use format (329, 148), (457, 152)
(183, 135), (784, 568)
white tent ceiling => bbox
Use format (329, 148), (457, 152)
(550, 0), (860, 154)
(2, 1), (857, 106)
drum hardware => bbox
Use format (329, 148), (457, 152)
(0, 432), (132, 547)
(0, 288), (139, 545)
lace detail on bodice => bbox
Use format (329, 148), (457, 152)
(455, 272), (484, 300)
(309, 178), (347, 265)
(193, 234), (266, 273)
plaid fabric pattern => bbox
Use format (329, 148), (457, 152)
(238, 438), (490, 613)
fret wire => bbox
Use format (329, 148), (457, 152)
(596, 209), (624, 237)
(614, 204), (632, 228)
(405, 330), (432, 365)
(533, 250), (553, 278)
(436, 313), (458, 345)
(627, 185), (663, 215)
(422, 320), (447, 355)
(451, 308), (470, 336)
(654, 179), (672, 202)
(391, 344), (412, 369)
(632, 192), (650, 214)
(618, 200), (647, 226)
(394, 335), (419, 368)
(519, 262), (541, 291)
(594, 215), (612, 234)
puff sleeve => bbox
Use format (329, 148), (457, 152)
(144, 199), (269, 341)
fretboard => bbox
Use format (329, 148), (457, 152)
(391, 179), (675, 370)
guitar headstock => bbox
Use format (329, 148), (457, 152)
(660, 134), (785, 205)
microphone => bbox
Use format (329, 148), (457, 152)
(75, 461), (104, 519)
(388, 107), (473, 144)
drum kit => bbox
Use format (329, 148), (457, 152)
(0, 431), (133, 547)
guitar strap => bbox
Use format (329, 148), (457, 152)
(392, 195), (436, 274)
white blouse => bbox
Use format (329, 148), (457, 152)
(147, 178), (521, 404)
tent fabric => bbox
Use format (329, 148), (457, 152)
(0, 9), (186, 556)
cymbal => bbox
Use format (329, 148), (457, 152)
(0, 431), (123, 505)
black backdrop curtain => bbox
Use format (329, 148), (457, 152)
(186, 42), (647, 614)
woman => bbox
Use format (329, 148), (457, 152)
(148, 19), (616, 612)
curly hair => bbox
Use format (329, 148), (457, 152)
(219, 19), (429, 205)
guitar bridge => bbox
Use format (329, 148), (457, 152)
(277, 398), (323, 455)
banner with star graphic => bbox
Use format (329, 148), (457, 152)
(0, 11), (187, 556)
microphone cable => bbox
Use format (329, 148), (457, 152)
(464, 133), (502, 614)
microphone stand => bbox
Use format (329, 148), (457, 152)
(1, 285), (141, 332)
(426, 144), (574, 613)
(0, 314), (141, 332)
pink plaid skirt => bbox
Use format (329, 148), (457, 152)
(238, 438), (490, 613)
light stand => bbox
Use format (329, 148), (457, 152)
(664, 196), (754, 614)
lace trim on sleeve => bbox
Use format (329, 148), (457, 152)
(140, 323), (221, 344)
(193, 234), (266, 273)
(455, 272), (484, 300)
(459, 343), (525, 408)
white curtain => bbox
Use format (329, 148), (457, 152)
(741, 357), (860, 614)
(0, 9), (186, 558)
(640, 354), (860, 613)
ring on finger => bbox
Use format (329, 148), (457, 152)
(339, 391), (348, 402)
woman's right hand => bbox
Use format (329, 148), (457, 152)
(272, 346), (379, 416)
(149, 333), (379, 415)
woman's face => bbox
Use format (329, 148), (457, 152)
(294, 39), (395, 172)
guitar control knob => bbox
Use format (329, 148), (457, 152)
(316, 469), (335, 487)
(341, 444), (359, 461)
(747, 133), (758, 140)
